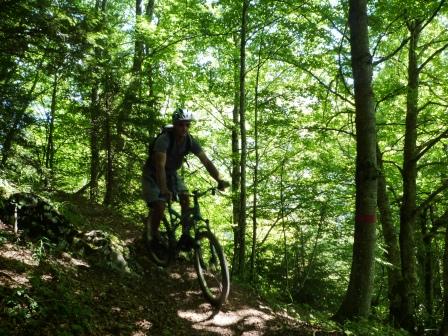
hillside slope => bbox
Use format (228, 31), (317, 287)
(0, 192), (341, 336)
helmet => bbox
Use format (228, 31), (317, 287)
(172, 108), (194, 124)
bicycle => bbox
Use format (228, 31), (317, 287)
(144, 186), (230, 308)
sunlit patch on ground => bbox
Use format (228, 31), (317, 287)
(136, 319), (152, 330)
(192, 324), (235, 335)
(169, 272), (182, 280)
(184, 289), (203, 297)
(178, 306), (274, 335)
(40, 274), (53, 282)
(168, 265), (197, 283)
(0, 268), (31, 287)
(0, 243), (39, 267)
(56, 252), (90, 270)
(131, 319), (152, 336)
(0, 242), (36, 288)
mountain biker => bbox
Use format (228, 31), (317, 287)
(142, 108), (229, 251)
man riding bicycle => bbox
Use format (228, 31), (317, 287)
(142, 108), (229, 251)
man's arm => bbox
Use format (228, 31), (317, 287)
(196, 151), (222, 181)
(196, 151), (230, 191)
(154, 151), (171, 199)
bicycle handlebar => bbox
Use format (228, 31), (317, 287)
(162, 183), (227, 204)
(192, 186), (217, 199)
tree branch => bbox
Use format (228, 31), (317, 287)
(417, 179), (448, 215)
(419, 0), (447, 33)
(418, 41), (448, 72)
(426, 209), (448, 239)
(373, 36), (410, 66)
(418, 100), (448, 113)
(416, 128), (448, 161)
(277, 57), (355, 107)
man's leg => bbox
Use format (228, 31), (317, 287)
(142, 174), (165, 242)
(149, 200), (165, 240)
(179, 193), (190, 234)
(178, 193), (196, 250)
(175, 174), (195, 250)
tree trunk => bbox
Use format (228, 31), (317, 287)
(334, 0), (377, 320)
(231, 32), (241, 276)
(397, 20), (421, 331)
(132, 0), (144, 74)
(376, 146), (402, 323)
(45, 72), (58, 179)
(104, 110), (113, 206)
(117, 0), (156, 143)
(89, 0), (108, 202)
(236, 0), (249, 277)
(103, 78), (114, 206)
(420, 214), (434, 320)
(280, 159), (289, 294)
(89, 84), (100, 201)
(250, 40), (262, 282)
(440, 225), (448, 336)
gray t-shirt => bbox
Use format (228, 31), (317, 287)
(149, 132), (202, 175)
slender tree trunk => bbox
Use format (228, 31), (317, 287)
(144, 0), (156, 114)
(117, 0), (156, 143)
(376, 146), (402, 323)
(397, 20), (421, 331)
(145, 0), (155, 17)
(420, 212), (434, 320)
(89, 84), (100, 201)
(89, 0), (108, 201)
(440, 225), (448, 336)
(334, 0), (377, 320)
(280, 159), (289, 294)
(132, 0), (144, 74)
(104, 77), (114, 206)
(296, 206), (325, 298)
(250, 41), (262, 282)
(45, 72), (58, 178)
(104, 109), (113, 206)
(103, 129), (113, 205)
(231, 33), (241, 276)
(236, 0), (249, 277)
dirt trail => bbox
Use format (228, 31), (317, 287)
(0, 231), (329, 335)
(0, 194), (341, 335)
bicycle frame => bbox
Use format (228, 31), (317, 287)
(165, 187), (217, 239)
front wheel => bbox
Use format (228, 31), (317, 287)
(193, 231), (230, 307)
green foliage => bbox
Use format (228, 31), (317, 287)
(29, 237), (57, 262)
(0, 238), (95, 334)
(2, 0), (448, 333)
(342, 318), (410, 336)
(26, 273), (95, 334)
(5, 288), (39, 320)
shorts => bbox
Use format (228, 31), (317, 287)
(142, 172), (188, 206)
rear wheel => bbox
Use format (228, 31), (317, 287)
(144, 216), (175, 267)
(193, 231), (229, 307)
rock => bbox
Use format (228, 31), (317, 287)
(0, 191), (131, 273)
(73, 230), (131, 273)
(0, 192), (78, 245)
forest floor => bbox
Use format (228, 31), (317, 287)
(0, 193), (343, 336)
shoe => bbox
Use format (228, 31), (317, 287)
(177, 234), (196, 251)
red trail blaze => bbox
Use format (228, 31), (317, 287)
(355, 214), (376, 224)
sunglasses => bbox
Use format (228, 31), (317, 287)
(176, 122), (191, 128)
